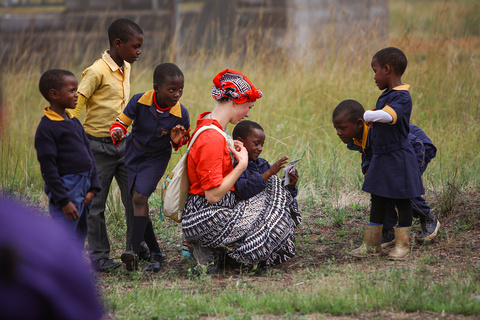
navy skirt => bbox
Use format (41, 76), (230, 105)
(125, 138), (171, 197)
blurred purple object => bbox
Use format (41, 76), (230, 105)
(0, 198), (103, 320)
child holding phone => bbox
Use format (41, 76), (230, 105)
(232, 120), (300, 224)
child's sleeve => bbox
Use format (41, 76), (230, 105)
(234, 162), (267, 199)
(34, 124), (70, 207)
(364, 110), (393, 123)
(286, 186), (298, 198)
(72, 68), (101, 118)
(110, 96), (136, 145)
(409, 124), (437, 163)
(360, 153), (371, 175)
(71, 94), (87, 119)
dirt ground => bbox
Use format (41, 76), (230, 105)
(102, 190), (480, 319)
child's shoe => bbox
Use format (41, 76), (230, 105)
(121, 251), (139, 271)
(388, 226), (411, 260)
(92, 258), (121, 272)
(381, 228), (395, 248)
(350, 225), (383, 257)
(145, 252), (166, 273)
(417, 216), (440, 242)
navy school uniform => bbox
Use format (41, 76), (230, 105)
(235, 157), (298, 200)
(121, 90), (190, 197)
(362, 85), (424, 199)
(35, 108), (101, 246)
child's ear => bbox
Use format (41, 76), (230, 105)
(384, 64), (392, 74)
(48, 89), (59, 101)
(237, 137), (245, 144)
(113, 38), (123, 49)
(153, 83), (159, 92)
(357, 118), (364, 128)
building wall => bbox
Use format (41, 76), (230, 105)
(0, 0), (388, 65)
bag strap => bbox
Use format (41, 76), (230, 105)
(186, 124), (233, 153)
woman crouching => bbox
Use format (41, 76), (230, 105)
(182, 69), (300, 273)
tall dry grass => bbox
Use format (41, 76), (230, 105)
(0, 0), (479, 213)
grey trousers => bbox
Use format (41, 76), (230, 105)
(87, 138), (134, 262)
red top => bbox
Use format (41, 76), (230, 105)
(187, 112), (234, 195)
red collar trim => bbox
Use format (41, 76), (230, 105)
(154, 94), (173, 112)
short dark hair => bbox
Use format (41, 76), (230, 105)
(373, 47), (408, 76)
(153, 63), (184, 86)
(108, 18), (143, 45)
(332, 99), (365, 123)
(39, 69), (75, 102)
(232, 120), (264, 140)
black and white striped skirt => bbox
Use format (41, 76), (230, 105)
(182, 176), (301, 266)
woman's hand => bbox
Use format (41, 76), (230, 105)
(230, 140), (248, 170)
(112, 128), (125, 142)
(171, 125), (186, 144)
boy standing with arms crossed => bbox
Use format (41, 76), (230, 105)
(72, 18), (144, 271)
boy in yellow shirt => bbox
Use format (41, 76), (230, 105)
(72, 18), (144, 272)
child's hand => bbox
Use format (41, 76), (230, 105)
(84, 191), (95, 205)
(170, 124), (186, 144)
(230, 140), (249, 170)
(287, 167), (299, 189)
(62, 201), (79, 221)
(269, 156), (289, 175)
(112, 128), (125, 141)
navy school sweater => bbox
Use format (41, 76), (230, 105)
(34, 108), (100, 207)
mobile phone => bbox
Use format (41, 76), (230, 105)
(282, 158), (301, 186)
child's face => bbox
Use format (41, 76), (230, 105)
(241, 128), (265, 161)
(116, 32), (143, 64)
(51, 75), (78, 109)
(154, 76), (184, 108)
(371, 57), (388, 90)
(332, 112), (364, 144)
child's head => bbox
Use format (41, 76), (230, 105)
(108, 18), (143, 64)
(371, 47), (407, 90)
(232, 120), (265, 161)
(332, 99), (365, 144)
(153, 63), (184, 108)
(39, 69), (78, 109)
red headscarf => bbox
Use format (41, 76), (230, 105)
(212, 69), (263, 104)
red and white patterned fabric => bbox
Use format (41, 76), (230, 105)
(212, 69), (263, 103)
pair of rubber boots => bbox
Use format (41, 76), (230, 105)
(350, 225), (411, 260)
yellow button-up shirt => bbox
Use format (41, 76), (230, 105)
(73, 50), (131, 137)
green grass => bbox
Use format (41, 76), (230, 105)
(100, 263), (480, 319)
(1, 0), (480, 318)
